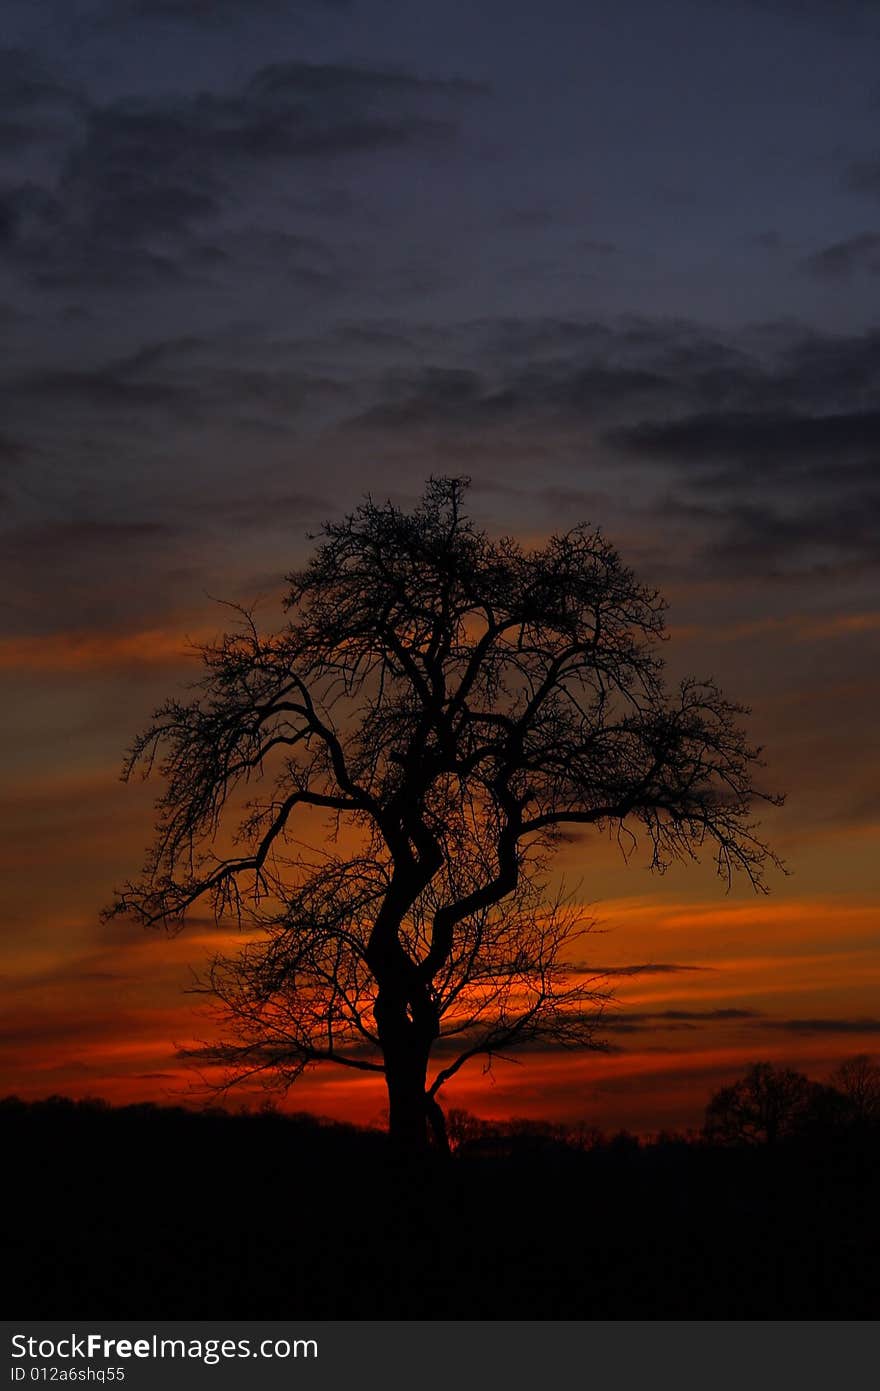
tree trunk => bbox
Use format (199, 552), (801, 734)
(426, 1092), (450, 1157)
(370, 910), (443, 1158)
(384, 1044), (432, 1154)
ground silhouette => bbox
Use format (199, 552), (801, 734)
(5, 1063), (877, 1319)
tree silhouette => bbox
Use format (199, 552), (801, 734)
(829, 1054), (880, 1127)
(704, 1063), (817, 1145)
(107, 476), (782, 1153)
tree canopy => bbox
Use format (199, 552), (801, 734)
(108, 476), (782, 1151)
(704, 1062), (820, 1146)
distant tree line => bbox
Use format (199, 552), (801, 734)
(430, 1055), (878, 1155)
(5, 1059), (878, 1318)
(3, 1054), (877, 1154)
(703, 1055), (880, 1146)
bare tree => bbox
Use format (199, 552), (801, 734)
(829, 1054), (880, 1126)
(107, 476), (782, 1153)
(704, 1063), (816, 1146)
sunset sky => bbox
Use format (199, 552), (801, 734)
(2, 0), (879, 1134)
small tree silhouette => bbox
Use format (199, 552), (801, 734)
(704, 1063), (817, 1145)
(107, 477), (782, 1153)
(829, 1054), (880, 1126)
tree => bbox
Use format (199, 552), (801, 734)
(704, 1063), (817, 1146)
(829, 1054), (880, 1126)
(107, 476), (782, 1154)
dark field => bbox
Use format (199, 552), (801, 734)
(4, 1097), (878, 1320)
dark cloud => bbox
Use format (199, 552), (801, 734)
(776, 327), (880, 405)
(0, 56), (484, 294)
(10, 336), (347, 425)
(5, 520), (178, 550)
(654, 1009), (759, 1020)
(572, 962), (710, 977)
(14, 964), (130, 988)
(0, 1014), (152, 1049)
(566, 322), (880, 577)
(343, 315), (878, 484)
(17, 364), (198, 414)
(609, 408), (880, 463)
(802, 232), (880, 279)
(587, 327), (880, 464)
(210, 227), (339, 291)
(0, 48), (79, 113)
(344, 318), (880, 449)
(249, 61), (488, 102)
(0, 180), (208, 291)
(350, 361), (676, 433)
(350, 368), (489, 431)
(315, 314), (880, 580)
(7, 310), (880, 598)
(0, 47), (85, 150)
(668, 491), (880, 581)
(606, 1009), (761, 1033)
(762, 1016), (880, 1034)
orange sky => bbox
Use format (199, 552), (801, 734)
(3, 598), (878, 1135)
